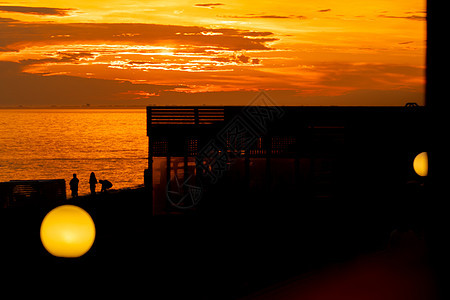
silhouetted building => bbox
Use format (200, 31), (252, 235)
(145, 103), (427, 217)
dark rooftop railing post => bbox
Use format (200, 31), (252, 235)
(145, 107), (154, 203)
(166, 156), (171, 191)
(244, 150), (250, 191)
(184, 156), (189, 182)
(194, 108), (199, 125)
(265, 135), (272, 193)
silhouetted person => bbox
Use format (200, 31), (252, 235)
(99, 179), (113, 193)
(69, 174), (79, 198)
(89, 172), (98, 195)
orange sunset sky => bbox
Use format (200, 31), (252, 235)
(0, 0), (425, 106)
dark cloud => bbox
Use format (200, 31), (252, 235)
(0, 17), (18, 22)
(405, 10), (426, 14)
(194, 3), (224, 8)
(235, 54), (259, 64)
(120, 89), (424, 107)
(318, 9), (331, 12)
(314, 62), (424, 89)
(378, 14), (426, 21)
(241, 15), (289, 19)
(19, 52), (96, 66)
(220, 14), (306, 19)
(303, 89), (424, 106)
(211, 53), (259, 64)
(236, 54), (249, 63)
(0, 20), (277, 51)
(0, 5), (74, 16)
(0, 60), (424, 106)
(0, 61), (185, 106)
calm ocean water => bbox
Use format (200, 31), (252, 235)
(0, 109), (148, 197)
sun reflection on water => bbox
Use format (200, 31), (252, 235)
(0, 109), (148, 196)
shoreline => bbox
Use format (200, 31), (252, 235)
(69, 184), (146, 200)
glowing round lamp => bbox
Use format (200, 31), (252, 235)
(40, 205), (96, 258)
(413, 152), (428, 177)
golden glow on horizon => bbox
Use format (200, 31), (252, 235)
(0, 0), (426, 105)
(40, 205), (96, 258)
(413, 152), (428, 177)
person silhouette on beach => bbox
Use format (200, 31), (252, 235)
(99, 179), (113, 193)
(89, 172), (98, 195)
(69, 173), (79, 198)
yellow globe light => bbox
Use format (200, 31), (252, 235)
(40, 205), (96, 258)
(413, 152), (428, 177)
